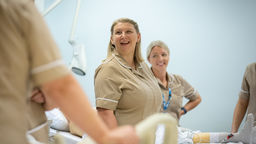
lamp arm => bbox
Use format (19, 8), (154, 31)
(43, 0), (63, 16)
(68, 0), (81, 45)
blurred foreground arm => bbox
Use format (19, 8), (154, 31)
(41, 74), (139, 144)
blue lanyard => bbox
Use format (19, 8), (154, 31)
(162, 88), (172, 111)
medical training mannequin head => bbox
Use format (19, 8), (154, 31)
(107, 18), (143, 64)
(147, 40), (170, 75)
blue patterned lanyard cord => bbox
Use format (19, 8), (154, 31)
(162, 88), (172, 111)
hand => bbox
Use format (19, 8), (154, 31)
(31, 88), (56, 110)
(179, 110), (184, 117)
(31, 88), (45, 104)
(103, 126), (139, 144)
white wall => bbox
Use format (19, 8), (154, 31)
(43, 0), (256, 132)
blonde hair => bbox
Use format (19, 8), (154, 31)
(107, 18), (143, 63)
(146, 40), (170, 59)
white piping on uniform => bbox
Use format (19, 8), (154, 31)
(31, 59), (64, 74)
(27, 121), (48, 134)
(26, 120), (48, 143)
(97, 98), (118, 103)
(26, 134), (44, 144)
(240, 89), (249, 94)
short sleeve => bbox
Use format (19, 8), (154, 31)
(239, 66), (250, 100)
(177, 75), (199, 101)
(94, 64), (122, 110)
(25, 1), (69, 86)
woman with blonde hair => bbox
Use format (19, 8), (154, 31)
(94, 18), (162, 128)
(147, 40), (202, 123)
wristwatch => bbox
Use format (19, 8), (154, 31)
(181, 107), (187, 114)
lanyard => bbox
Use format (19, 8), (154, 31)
(162, 88), (172, 111)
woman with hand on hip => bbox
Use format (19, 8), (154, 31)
(94, 18), (162, 128)
(147, 40), (202, 123)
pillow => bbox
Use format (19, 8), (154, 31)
(45, 108), (69, 131)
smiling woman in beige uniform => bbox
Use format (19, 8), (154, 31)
(95, 18), (162, 128)
(147, 40), (202, 123)
(0, 1), (139, 143)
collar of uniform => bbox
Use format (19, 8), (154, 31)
(151, 68), (171, 90)
(167, 73), (175, 86)
(112, 50), (142, 70)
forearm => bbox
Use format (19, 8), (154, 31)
(42, 74), (109, 144)
(97, 108), (118, 129)
(183, 95), (202, 112)
(179, 95), (201, 116)
(231, 98), (248, 133)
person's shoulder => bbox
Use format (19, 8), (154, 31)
(101, 56), (117, 66)
(1, 0), (25, 7)
(168, 73), (190, 86)
(138, 61), (153, 74)
(0, 0), (33, 24)
(168, 73), (183, 81)
(247, 62), (256, 69)
(94, 56), (121, 77)
(245, 62), (256, 75)
(139, 61), (149, 69)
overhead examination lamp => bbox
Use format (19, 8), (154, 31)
(35, 0), (87, 76)
(68, 0), (87, 76)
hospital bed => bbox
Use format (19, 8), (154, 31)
(48, 112), (256, 144)
(49, 113), (178, 144)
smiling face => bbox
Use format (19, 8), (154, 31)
(111, 22), (141, 57)
(148, 46), (169, 72)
